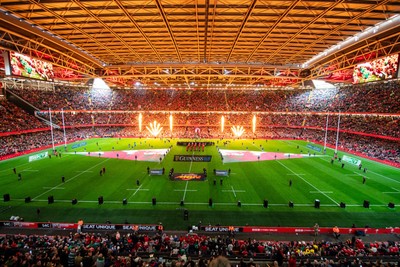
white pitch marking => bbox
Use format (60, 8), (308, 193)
(32, 159), (110, 201)
(176, 151), (199, 201)
(75, 170), (93, 173)
(277, 160), (340, 206)
(22, 169), (39, 172)
(369, 170), (400, 184)
(128, 184), (149, 199)
(182, 181), (189, 201)
(284, 140), (400, 183)
(43, 187), (65, 189)
(126, 188), (149, 191)
(353, 172), (368, 177)
(223, 186), (246, 198)
(383, 187), (400, 194)
(287, 173), (305, 176)
(174, 189), (197, 192)
(309, 191), (333, 194)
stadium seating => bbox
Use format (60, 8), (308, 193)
(1, 79), (399, 165)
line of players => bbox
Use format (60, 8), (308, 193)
(186, 142), (205, 152)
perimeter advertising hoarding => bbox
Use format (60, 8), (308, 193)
(10, 51), (54, 81)
(353, 54), (398, 84)
(173, 155), (212, 162)
(2, 221), (399, 234)
(28, 151), (48, 162)
(172, 173), (206, 181)
(342, 155), (362, 166)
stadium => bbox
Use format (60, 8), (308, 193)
(0, 1), (400, 266)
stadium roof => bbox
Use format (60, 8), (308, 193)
(0, 0), (399, 88)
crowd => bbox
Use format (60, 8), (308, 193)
(1, 80), (399, 163)
(1, 230), (400, 267)
(1, 81), (400, 266)
(5, 79), (400, 113)
(28, 111), (399, 140)
(0, 98), (45, 133)
(0, 128), (104, 157)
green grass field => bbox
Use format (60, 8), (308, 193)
(0, 138), (399, 231)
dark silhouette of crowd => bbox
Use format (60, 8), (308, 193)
(1, 230), (400, 267)
(1, 79), (399, 164)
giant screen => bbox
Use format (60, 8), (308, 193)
(10, 51), (54, 81)
(353, 54), (398, 84)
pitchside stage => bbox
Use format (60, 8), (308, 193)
(0, 138), (399, 230)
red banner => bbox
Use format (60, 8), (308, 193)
(1, 221), (399, 235)
(241, 226), (400, 235)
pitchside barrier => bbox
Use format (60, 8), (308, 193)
(150, 169), (164, 175)
(1, 221), (399, 235)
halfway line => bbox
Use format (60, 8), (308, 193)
(182, 181), (189, 201)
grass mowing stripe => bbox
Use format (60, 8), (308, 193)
(128, 184), (145, 200)
(32, 158), (110, 201)
(276, 160), (340, 206)
(283, 139), (399, 184)
(230, 186), (237, 198)
(182, 181), (189, 201)
(1, 138), (399, 229)
(13, 197), (394, 207)
(368, 170), (400, 184)
(0, 161), (31, 172)
(181, 149), (196, 202)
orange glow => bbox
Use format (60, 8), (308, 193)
(138, 113), (142, 132)
(252, 115), (256, 133)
